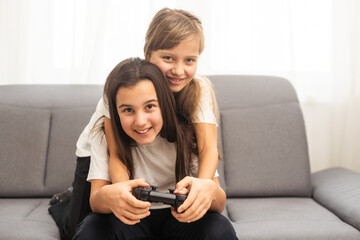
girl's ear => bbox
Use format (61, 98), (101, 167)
(146, 52), (152, 61)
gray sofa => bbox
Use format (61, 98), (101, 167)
(1, 75), (360, 240)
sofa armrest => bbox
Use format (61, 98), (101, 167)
(312, 167), (360, 231)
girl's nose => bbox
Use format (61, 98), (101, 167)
(171, 63), (184, 76)
(134, 112), (147, 126)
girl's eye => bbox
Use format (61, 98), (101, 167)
(123, 108), (133, 113)
(146, 104), (155, 110)
(163, 56), (173, 61)
(186, 58), (195, 63)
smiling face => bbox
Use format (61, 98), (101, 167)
(148, 37), (199, 93)
(116, 79), (163, 145)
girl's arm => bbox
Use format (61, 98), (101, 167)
(89, 179), (113, 214)
(173, 123), (223, 223)
(194, 123), (219, 179)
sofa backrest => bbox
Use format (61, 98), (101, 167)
(209, 75), (312, 197)
(0, 76), (312, 198)
(0, 85), (103, 197)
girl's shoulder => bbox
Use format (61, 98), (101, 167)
(95, 96), (110, 118)
(194, 74), (217, 101)
(194, 74), (213, 89)
(193, 75), (219, 124)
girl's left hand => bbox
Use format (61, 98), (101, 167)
(171, 176), (218, 223)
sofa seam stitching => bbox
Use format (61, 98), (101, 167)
(220, 100), (299, 111)
(43, 110), (52, 192)
(24, 200), (42, 218)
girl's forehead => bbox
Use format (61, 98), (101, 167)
(116, 81), (158, 108)
(158, 37), (200, 56)
(118, 79), (155, 93)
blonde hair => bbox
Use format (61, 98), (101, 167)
(144, 8), (204, 59)
(144, 8), (219, 124)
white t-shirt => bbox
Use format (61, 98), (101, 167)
(192, 75), (217, 124)
(75, 97), (109, 158)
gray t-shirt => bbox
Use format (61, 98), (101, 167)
(87, 135), (219, 209)
(132, 136), (197, 209)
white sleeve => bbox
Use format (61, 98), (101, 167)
(76, 97), (109, 157)
(97, 97), (110, 119)
(87, 118), (111, 182)
(193, 76), (217, 125)
(214, 170), (219, 178)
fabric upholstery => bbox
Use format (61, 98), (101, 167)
(0, 198), (60, 240)
(227, 198), (360, 240)
(312, 167), (360, 231)
(209, 76), (311, 197)
(0, 105), (50, 197)
(44, 107), (98, 195)
(209, 75), (298, 110)
(1, 79), (359, 239)
(0, 85), (103, 109)
(0, 85), (103, 197)
(216, 119), (227, 192)
(220, 104), (311, 197)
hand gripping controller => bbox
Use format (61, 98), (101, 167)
(133, 186), (187, 213)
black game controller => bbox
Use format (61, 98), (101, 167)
(133, 186), (187, 213)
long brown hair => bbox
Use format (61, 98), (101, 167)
(104, 58), (193, 181)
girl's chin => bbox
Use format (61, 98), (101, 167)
(136, 137), (156, 145)
(169, 84), (185, 93)
(133, 131), (158, 145)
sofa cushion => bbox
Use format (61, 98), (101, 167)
(0, 85), (103, 197)
(44, 107), (98, 195)
(222, 103), (311, 197)
(209, 75), (311, 197)
(0, 198), (59, 240)
(227, 198), (360, 240)
(312, 167), (360, 231)
(0, 105), (50, 197)
(209, 75), (298, 110)
(0, 85), (102, 109)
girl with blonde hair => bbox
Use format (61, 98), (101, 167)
(50, 8), (237, 240)
(74, 57), (236, 239)
(92, 7), (222, 223)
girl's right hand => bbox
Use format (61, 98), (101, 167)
(106, 178), (151, 225)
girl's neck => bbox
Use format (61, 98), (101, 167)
(135, 134), (162, 147)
